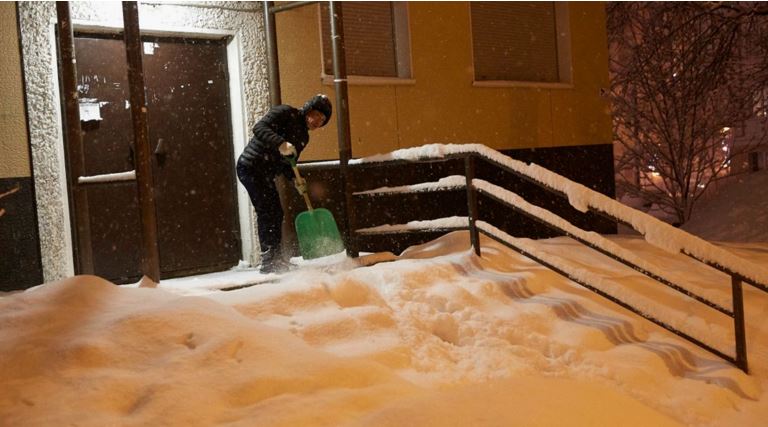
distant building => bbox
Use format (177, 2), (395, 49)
(730, 87), (768, 174)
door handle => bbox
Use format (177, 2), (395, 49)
(129, 142), (166, 167)
(154, 138), (167, 166)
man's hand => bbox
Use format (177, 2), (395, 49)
(294, 176), (307, 195)
(278, 141), (297, 157)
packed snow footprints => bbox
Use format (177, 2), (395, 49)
(1, 232), (767, 425)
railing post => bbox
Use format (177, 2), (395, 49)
(731, 275), (748, 373)
(465, 155), (481, 256)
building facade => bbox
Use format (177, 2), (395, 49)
(276, 1), (612, 160)
(3, 1), (613, 289)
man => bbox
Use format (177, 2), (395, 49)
(236, 94), (332, 273)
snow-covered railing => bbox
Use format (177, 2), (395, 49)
(354, 144), (768, 291)
(357, 216), (469, 234)
(348, 143), (768, 373)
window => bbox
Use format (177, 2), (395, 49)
(320, 2), (411, 79)
(754, 87), (768, 117)
(736, 121), (746, 137)
(470, 2), (570, 84)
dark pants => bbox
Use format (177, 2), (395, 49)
(236, 158), (283, 263)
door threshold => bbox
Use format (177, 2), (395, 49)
(123, 264), (265, 296)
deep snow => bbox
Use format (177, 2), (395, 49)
(683, 170), (768, 243)
(2, 231), (768, 426)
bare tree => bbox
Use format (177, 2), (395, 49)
(608, 2), (768, 225)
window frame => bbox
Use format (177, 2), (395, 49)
(318, 1), (414, 86)
(469, 2), (573, 89)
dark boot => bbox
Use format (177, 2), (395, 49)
(259, 249), (292, 274)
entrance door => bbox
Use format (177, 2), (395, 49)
(70, 34), (240, 283)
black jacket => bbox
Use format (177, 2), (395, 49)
(239, 105), (309, 178)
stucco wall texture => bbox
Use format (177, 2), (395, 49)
(18, 1), (269, 281)
(0, 3), (30, 179)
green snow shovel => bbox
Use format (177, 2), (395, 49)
(289, 157), (345, 259)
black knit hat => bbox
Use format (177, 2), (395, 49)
(303, 94), (332, 126)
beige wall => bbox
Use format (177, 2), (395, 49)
(276, 1), (612, 161)
(0, 2), (30, 179)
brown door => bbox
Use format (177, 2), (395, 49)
(70, 34), (240, 283)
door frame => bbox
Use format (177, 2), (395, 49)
(52, 21), (254, 277)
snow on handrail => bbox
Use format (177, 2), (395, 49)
(353, 175), (466, 196)
(356, 216), (468, 234)
(355, 143), (768, 287)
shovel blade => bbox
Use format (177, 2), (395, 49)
(295, 208), (345, 259)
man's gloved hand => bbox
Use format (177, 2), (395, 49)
(294, 176), (307, 195)
(278, 141), (297, 157)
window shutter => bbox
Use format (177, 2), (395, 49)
(471, 2), (559, 82)
(321, 2), (398, 77)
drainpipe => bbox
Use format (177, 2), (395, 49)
(263, 1), (281, 106)
(122, 1), (161, 282)
(55, 2), (94, 275)
(329, 1), (357, 257)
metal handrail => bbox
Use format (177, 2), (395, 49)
(342, 144), (768, 290)
(475, 154), (768, 295)
(345, 149), (765, 373)
(476, 185), (732, 316)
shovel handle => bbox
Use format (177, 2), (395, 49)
(298, 183), (313, 211)
(290, 159), (313, 212)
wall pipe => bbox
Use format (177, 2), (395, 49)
(263, 1), (281, 106)
(329, 1), (357, 257)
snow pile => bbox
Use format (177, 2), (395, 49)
(2, 232), (768, 426)
(0, 277), (416, 426)
(683, 170), (768, 243)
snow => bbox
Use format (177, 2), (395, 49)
(354, 175), (467, 196)
(2, 231), (768, 426)
(474, 221), (734, 352)
(683, 170), (768, 243)
(356, 216), (468, 234)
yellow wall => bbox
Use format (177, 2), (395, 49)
(275, 1), (611, 161)
(0, 2), (30, 179)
